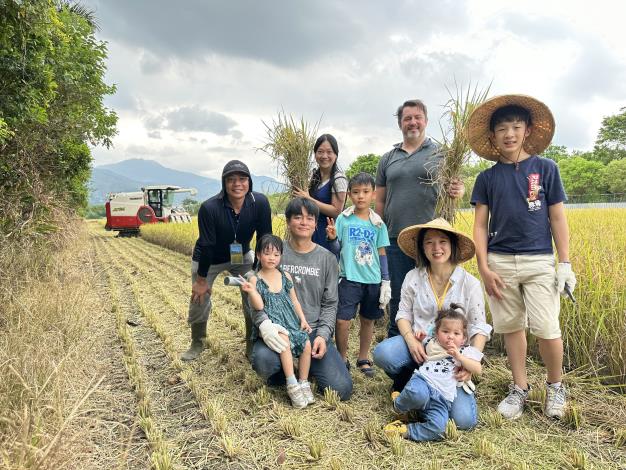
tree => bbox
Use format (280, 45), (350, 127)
(0, 1), (117, 237)
(603, 159), (626, 194)
(346, 154), (381, 179)
(558, 157), (607, 197)
(586, 107), (626, 165)
(460, 159), (493, 179)
(181, 198), (201, 215)
(456, 160), (493, 206)
(586, 145), (626, 166)
(541, 144), (569, 162)
(596, 107), (626, 152)
(85, 204), (106, 219)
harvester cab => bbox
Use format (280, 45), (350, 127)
(105, 185), (197, 235)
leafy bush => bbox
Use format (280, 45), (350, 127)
(0, 1), (117, 239)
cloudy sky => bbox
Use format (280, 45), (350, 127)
(85, 0), (626, 180)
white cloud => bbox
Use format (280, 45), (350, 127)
(87, 0), (626, 179)
(143, 106), (238, 135)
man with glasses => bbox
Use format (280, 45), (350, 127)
(375, 99), (465, 337)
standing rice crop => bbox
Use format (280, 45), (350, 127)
(140, 216), (287, 255)
(434, 82), (490, 223)
(561, 208), (626, 385)
(140, 220), (198, 256)
(457, 208), (626, 385)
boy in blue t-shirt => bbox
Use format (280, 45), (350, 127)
(468, 95), (577, 420)
(326, 172), (391, 377)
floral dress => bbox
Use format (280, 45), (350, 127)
(256, 269), (309, 357)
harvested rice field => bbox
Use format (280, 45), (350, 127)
(83, 219), (625, 469)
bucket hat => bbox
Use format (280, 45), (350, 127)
(467, 94), (555, 161)
(397, 218), (475, 263)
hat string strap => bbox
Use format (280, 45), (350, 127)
(489, 134), (527, 171)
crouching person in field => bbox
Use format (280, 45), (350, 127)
(184, 160), (272, 362)
(384, 305), (483, 442)
(250, 197), (353, 401)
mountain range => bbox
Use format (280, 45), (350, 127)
(89, 159), (281, 205)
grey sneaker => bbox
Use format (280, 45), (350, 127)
(497, 384), (529, 420)
(300, 381), (315, 404)
(544, 383), (566, 419)
(287, 383), (307, 409)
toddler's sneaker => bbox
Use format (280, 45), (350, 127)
(544, 382), (566, 419)
(300, 381), (315, 405)
(286, 383), (307, 409)
(497, 383), (529, 420)
(391, 391), (409, 422)
(383, 420), (408, 439)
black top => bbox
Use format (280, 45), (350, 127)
(192, 191), (272, 277)
(470, 156), (566, 254)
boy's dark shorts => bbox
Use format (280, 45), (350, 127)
(337, 278), (384, 321)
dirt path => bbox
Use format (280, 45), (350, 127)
(84, 227), (625, 469)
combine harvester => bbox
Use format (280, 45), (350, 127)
(105, 185), (197, 236)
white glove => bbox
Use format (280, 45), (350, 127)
(379, 280), (391, 310)
(556, 262), (576, 296)
(243, 250), (255, 264)
(258, 319), (289, 353)
(458, 379), (476, 395)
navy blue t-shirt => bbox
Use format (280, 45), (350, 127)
(470, 156), (566, 254)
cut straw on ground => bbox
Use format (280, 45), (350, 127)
(86, 223), (625, 468)
(6, 216), (622, 468)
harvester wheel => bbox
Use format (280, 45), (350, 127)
(137, 206), (154, 223)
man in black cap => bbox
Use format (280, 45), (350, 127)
(183, 160), (273, 361)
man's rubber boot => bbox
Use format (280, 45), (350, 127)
(244, 310), (254, 359)
(240, 289), (254, 359)
(181, 321), (207, 362)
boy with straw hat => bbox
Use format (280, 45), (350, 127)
(468, 94), (576, 420)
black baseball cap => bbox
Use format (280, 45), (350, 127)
(222, 160), (251, 178)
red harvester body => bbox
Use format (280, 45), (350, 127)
(105, 185), (196, 235)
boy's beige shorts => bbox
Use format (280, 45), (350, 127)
(486, 253), (561, 340)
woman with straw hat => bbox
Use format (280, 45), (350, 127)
(372, 218), (491, 430)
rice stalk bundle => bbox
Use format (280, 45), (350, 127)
(260, 110), (319, 193)
(434, 82), (491, 223)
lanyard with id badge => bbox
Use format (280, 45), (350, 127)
(228, 208), (244, 264)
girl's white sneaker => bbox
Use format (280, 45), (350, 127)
(287, 383), (307, 409)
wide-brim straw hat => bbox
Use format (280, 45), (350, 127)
(467, 94), (555, 161)
(397, 218), (475, 263)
